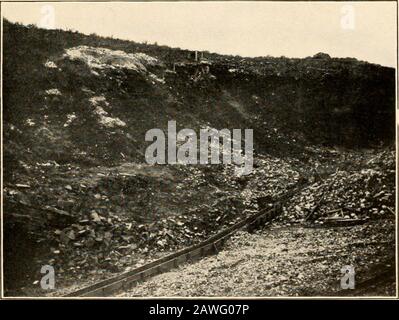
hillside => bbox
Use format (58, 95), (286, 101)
(3, 20), (395, 169)
(2, 20), (396, 296)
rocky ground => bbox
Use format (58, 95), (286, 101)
(118, 219), (396, 297)
(3, 21), (396, 297)
(4, 147), (395, 297)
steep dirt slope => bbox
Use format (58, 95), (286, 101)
(2, 20), (396, 295)
(3, 20), (395, 170)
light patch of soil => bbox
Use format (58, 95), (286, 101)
(63, 46), (160, 73)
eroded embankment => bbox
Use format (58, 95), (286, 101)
(3, 20), (396, 297)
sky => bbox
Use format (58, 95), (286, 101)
(2, 1), (397, 67)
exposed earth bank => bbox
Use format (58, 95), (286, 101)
(3, 20), (396, 296)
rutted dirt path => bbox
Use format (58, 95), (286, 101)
(118, 219), (396, 297)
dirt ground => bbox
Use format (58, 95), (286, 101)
(4, 20), (396, 298)
(118, 219), (396, 297)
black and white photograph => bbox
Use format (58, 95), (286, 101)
(0, 0), (397, 300)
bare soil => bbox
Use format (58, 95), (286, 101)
(118, 219), (396, 297)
